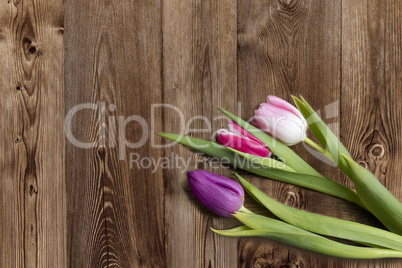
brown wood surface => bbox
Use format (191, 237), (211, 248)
(64, 0), (164, 267)
(0, 0), (65, 267)
(0, 0), (401, 267)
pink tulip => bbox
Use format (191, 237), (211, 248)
(227, 120), (265, 145)
(250, 95), (307, 146)
(216, 121), (270, 157)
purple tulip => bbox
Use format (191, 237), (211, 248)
(187, 170), (245, 217)
(250, 95), (307, 145)
(216, 121), (270, 157)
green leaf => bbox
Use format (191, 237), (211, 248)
(227, 148), (297, 173)
(216, 107), (322, 177)
(233, 172), (402, 251)
(210, 225), (253, 235)
(292, 96), (351, 176)
(157, 133), (364, 207)
(212, 224), (402, 259)
(341, 154), (402, 235)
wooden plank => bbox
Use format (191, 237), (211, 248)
(0, 0), (65, 267)
(1, 0), (400, 267)
(0, 5), (16, 267)
(65, 0), (164, 267)
(341, 0), (402, 267)
(162, 0), (238, 267)
(237, 0), (344, 266)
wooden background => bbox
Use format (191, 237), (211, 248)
(0, 0), (401, 267)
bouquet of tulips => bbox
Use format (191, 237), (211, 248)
(158, 95), (402, 259)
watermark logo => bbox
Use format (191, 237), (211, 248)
(65, 100), (340, 172)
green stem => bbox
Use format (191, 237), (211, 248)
(157, 132), (366, 208)
(234, 172), (402, 251)
(212, 227), (402, 259)
(239, 206), (253, 214)
(304, 137), (334, 162)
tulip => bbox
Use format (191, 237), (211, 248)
(187, 170), (245, 217)
(227, 120), (265, 145)
(158, 132), (363, 207)
(216, 121), (270, 157)
(250, 95), (307, 146)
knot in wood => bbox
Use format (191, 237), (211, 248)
(254, 257), (271, 267)
(29, 184), (38, 196)
(369, 144), (385, 159)
(278, 0), (299, 12)
(357, 160), (368, 169)
(22, 37), (39, 57)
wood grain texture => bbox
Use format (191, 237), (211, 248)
(237, 0), (346, 266)
(341, 0), (402, 267)
(162, 0), (238, 267)
(0, 0), (401, 267)
(65, 0), (164, 267)
(0, 0), (65, 267)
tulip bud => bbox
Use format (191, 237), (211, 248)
(227, 120), (264, 145)
(187, 170), (245, 217)
(250, 95), (307, 146)
(216, 121), (270, 157)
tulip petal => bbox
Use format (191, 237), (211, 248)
(187, 170), (244, 218)
(267, 95), (305, 121)
(227, 120), (265, 145)
(158, 132), (364, 207)
(255, 103), (304, 124)
(216, 129), (270, 157)
(252, 102), (307, 145)
(214, 109), (325, 177)
(192, 170), (244, 197)
(250, 115), (306, 146)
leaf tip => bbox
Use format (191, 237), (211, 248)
(216, 107), (226, 113)
(340, 153), (354, 166)
(340, 153), (350, 160)
(155, 132), (183, 142)
(156, 132), (169, 139)
(291, 95), (299, 101)
(291, 95), (304, 107)
(232, 171), (243, 181)
(210, 228), (223, 235)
